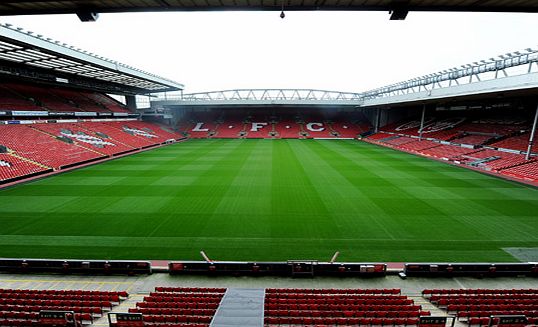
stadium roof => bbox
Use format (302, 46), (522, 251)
(0, 23), (184, 94)
(0, 0), (537, 19)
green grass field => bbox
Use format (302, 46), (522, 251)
(0, 139), (537, 262)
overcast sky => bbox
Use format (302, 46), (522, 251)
(2, 11), (538, 94)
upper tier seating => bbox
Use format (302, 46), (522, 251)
(0, 124), (104, 169)
(80, 92), (131, 113)
(423, 289), (538, 326)
(0, 288), (127, 326)
(265, 288), (428, 326)
(49, 88), (111, 113)
(0, 83), (131, 114)
(7, 84), (79, 112)
(126, 287), (226, 327)
(0, 85), (42, 111)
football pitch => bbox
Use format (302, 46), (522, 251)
(0, 139), (537, 262)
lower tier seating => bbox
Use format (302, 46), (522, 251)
(0, 288), (127, 326)
(125, 287), (225, 327)
(423, 288), (538, 327)
(265, 288), (428, 327)
(0, 120), (183, 184)
(365, 132), (537, 184)
(0, 124), (104, 170)
(0, 153), (48, 182)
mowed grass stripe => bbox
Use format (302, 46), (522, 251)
(0, 139), (536, 262)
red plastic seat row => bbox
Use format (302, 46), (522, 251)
(430, 295), (538, 304)
(437, 298), (538, 307)
(148, 292), (223, 299)
(266, 295), (408, 300)
(0, 292), (120, 302)
(423, 289), (538, 296)
(265, 297), (414, 307)
(264, 310), (427, 318)
(0, 311), (39, 320)
(129, 307), (216, 316)
(458, 311), (538, 320)
(0, 298), (111, 308)
(448, 304), (538, 313)
(468, 317), (538, 327)
(265, 301), (417, 308)
(137, 301), (219, 310)
(154, 287), (226, 294)
(143, 324), (208, 327)
(0, 289), (128, 298)
(267, 288), (401, 295)
(142, 314), (212, 324)
(0, 304), (102, 316)
(264, 304), (421, 312)
(143, 297), (222, 304)
(264, 316), (421, 326)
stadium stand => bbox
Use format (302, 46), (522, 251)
(177, 110), (372, 139)
(0, 288), (128, 326)
(49, 88), (111, 113)
(274, 119), (302, 138)
(0, 153), (49, 182)
(127, 287), (225, 327)
(423, 289), (538, 326)
(0, 85), (42, 111)
(8, 83), (81, 113)
(0, 120), (183, 184)
(0, 83), (131, 114)
(365, 113), (538, 184)
(83, 93), (131, 113)
(501, 161), (538, 181)
(264, 288), (429, 326)
(215, 113), (246, 138)
(491, 132), (538, 153)
(0, 124), (104, 170)
(31, 123), (135, 156)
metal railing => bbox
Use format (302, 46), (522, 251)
(149, 47), (538, 105)
(154, 89), (363, 102)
